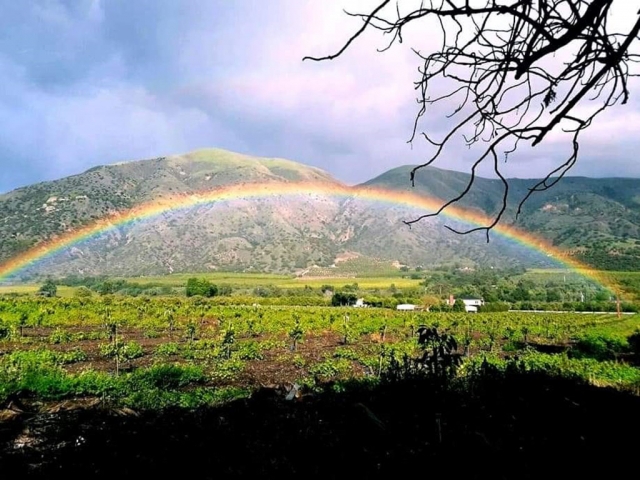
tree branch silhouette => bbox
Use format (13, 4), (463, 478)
(304, 0), (640, 239)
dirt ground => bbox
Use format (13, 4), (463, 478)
(1, 325), (370, 386)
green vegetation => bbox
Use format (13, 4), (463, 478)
(37, 280), (57, 297)
(0, 293), (638, 410)
(3, 149), (640, 280)
(185, 277), (219, 297)
(3, 267), (639, 313)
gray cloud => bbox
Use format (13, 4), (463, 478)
(0, 0), (639, 193)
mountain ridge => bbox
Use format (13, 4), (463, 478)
(2, 148), (639, 277)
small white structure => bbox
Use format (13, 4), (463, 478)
(446, 296), (484, 313)
(462, 298), (484, 313)
(353, 298), (367, 308)
(396, 304), (416, 311)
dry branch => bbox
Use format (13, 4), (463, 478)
(305, 0), (640, 239)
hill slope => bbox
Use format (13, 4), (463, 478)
(0, 149), (339, 267)
(364, 166), (640, 270)
(1, 149), (639, 278)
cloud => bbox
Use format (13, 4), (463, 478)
(0, 0), (639, 193)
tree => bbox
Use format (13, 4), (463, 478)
(74, 286), (93, 298)
(288, 316), (304, 351)
(305, 1), (640, 237)
(331, 290), (358, 306)
(421, 294), (441, 311)
(38, 280), (57, 297)
(186, 278), (219, 297)
(93, 279), (126, 296)
(452, 299), (466, 312)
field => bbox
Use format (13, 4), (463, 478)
(122, 272), (425, 289)
(5, 268), (640, 299)
(1, 296), (639, 408)
(2, 278), (640, 477)
(0, 273), (425, 297)
(0, 285), (78, 298)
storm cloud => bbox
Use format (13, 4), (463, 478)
(1, 0), (639, 193)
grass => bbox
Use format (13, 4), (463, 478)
(112, 273), (422, 290)
(0, 285), (77, 297)
(1, 268), (638, 298)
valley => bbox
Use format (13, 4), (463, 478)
(1, 148), (640, 477)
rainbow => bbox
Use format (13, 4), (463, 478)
(0, 182), (615, 290)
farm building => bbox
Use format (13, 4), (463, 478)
(353, 298), (367, 308)
(446, 295), (485, 313)
(396, 304), (416, 311)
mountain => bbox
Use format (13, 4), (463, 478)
(1, 148), (639, 279)
(365, 165), (640, 270)
(0, 149), (336, 259)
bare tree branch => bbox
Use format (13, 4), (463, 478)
(304, 0), (640, 236)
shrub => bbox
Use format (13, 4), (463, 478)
(155, 342), (180, 356)
(100, 341), (144, 361)
(49, 328), (72, 344)
(627, 330), (640, 355)
(38, 280), (57, 297)
(74, 286), (93, 298)
(186, 278), (218, 297)
(571, 334), (628, 361)
(0, 322), (11, 340)
(233, 341), (264, 360)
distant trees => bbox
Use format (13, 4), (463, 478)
(320, 285), (334, 295)
(74, 286), (93, 298)
(421, 295), (441, 311)
(93, 279), (126, 296)
(38, 280), (57, 297)
(331, 291), (358, 307)
(452, 299), (466, 312)
(185, 278), (219, 297)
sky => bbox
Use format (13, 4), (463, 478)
(1, 0), (640, 193)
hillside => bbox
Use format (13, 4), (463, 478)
(365, 166), (640, 270)
(0, 149), (339, 268)
(1, 148), (639, 278)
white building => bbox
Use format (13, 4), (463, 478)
(396, 304), (416, 311)
(353, 298), (367, 308)
(447, 295), (485, 313)
(462, 299), (483, 312)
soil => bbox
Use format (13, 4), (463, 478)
(0, 326), (367, 384)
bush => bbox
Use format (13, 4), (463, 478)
(0, 322), (11, 340)
(155, 342), (181, 356)
(100, 341), (144, 361)
(331, 291), (357, 306)
(233, 341), (264, 360)
(74, 286), (93, 298)
(49, 328), (72, 344)
(479, 302), (510, 312)
(571, 334), (628, 361)
(186, 278), (218, 297)
(38, 280), (57, 297)
(628, 330), (640, 355)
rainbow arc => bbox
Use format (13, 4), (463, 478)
(0, 182), (613, 290)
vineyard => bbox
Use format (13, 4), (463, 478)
(0, 296), (639, 408)
(1, 295), (640, 477)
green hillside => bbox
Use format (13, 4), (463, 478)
(1, 148), (639, 278)
(364, 166), (640, 270)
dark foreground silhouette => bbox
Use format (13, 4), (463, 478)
(1, 369), (639, 479)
